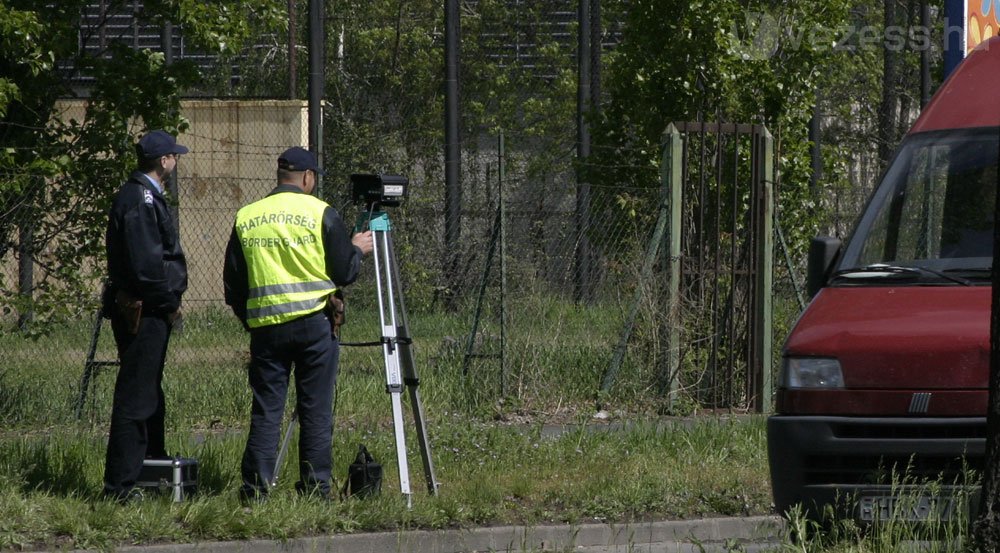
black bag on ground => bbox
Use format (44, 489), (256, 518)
(341, 444), (382, 498)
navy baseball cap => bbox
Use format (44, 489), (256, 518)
(136, 130), (189, 159)
(278, 147), (324, 174)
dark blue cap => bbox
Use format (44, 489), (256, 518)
(278, 147), (324, 174)
(136, 130), (189, 159)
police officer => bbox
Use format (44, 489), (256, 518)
(223, 147), (373, 501)
(102, 129), (189, 502)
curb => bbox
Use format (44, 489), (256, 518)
(98, 516), (784, 553)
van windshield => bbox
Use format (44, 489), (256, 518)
(838, 128), (998, 279)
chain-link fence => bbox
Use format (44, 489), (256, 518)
(1, 101), (864, 427)
(0, 108), (697, 424)
(0, 100), (312, 426)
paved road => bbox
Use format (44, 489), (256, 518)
(90, 516), (784, 553)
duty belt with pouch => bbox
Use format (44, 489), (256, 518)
(114, 289), (143, 335)
(325, 289), (346, 338)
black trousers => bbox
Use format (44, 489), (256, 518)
(103, 312), (172, 497)
(241, 310), (338, 498)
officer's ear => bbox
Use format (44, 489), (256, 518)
(303, 170), (315, 193)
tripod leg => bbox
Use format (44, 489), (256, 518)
(371, 222), (412, 504)
(272, 410), (298, 488)
(389, 388), (411, 503)
(386, 232), (439, 495)
(402, 353), (439, 495)
(76, 306), (106, 420)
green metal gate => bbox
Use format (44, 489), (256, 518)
(602, 121), (774, 413)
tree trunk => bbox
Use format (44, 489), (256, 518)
(878, 0), (898, 170)
(973, 128), (1000, 552)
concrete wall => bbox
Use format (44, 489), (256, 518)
(5, 99), (308, 312)
(174, 100), (308, 307)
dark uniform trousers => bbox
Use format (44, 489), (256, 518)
(241, 310), (339, 498)
(103, 311), (172, 497)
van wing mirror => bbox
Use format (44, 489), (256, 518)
(807, 236), (842, 298)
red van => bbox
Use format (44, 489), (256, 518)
(767, 38), (1000, 522)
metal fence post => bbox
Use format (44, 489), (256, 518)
(754, 127), (774, 413)
(499, 131), (507, 397)
(599, 126), (677, 401)
(17, 192), (35, 330)
(308, 0), (324, 196)
(661, 124), (682, 406)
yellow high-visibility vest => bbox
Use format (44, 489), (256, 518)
(235, 192), (335, 328)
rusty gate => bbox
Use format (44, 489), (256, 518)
(666, 121), (774, 412)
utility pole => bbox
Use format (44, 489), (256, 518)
(809, 105), (821, 193)
(973, 124), (1000, 553)
(919, 0), (930, 107)
(575, 0), (593, 304)
(444, 0), (461, 307)
(289, 0), (298, 99)
(877, 0), (898, 170)
(590, 0), (601, 106)
(308, 0), (324, 196)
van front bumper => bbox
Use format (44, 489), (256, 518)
(767, 415), (984, 518)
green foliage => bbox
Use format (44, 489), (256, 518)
(1, 296), (636, 430)
(0, 3), (49, 118)
(591, 0), (854, 246)
(323, 0), (443, 180)
(175, 0), (287, 54)
(0, 0), (286, 334)
(267, 0), (581, 201)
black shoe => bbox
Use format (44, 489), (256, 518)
(106, 487), (144, 505)
(238, 488), (269, 506)
(295, 481), (333, 502)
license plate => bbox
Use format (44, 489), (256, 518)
(857, 495), (955, 522)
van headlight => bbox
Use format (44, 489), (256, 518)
(782, 357), (844, 388)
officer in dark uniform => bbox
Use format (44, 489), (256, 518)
(223, 147), (373, 501)
(102, 129), (189, 502)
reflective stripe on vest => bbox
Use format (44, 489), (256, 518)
(235, 192), (336, 328)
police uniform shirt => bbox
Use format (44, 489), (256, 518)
(105, 170), (188, 314)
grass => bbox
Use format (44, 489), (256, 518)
(0, 295), (639, 430)
(2, 298), (981, 552)
(0, 297), (781, 550)
(782, 497), (976, 552)
(776, 466), (981, 553)
(0, 418), (773, 550)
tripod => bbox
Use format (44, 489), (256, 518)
(76, 282), (119, 420)
(357, 209), (438, 505)
(271, 211), (438, 504)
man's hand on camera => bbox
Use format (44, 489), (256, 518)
(353, 230), (374, 256)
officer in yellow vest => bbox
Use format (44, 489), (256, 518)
(223, 147), (373, 501)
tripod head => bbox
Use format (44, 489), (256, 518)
(355, 210), (392, 234)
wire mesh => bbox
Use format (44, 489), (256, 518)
(0, 101), (883, 429)
(0, 0), (875, 421)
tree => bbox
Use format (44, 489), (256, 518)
(229, 0), (581, 307)
(976, 48), (1000, 545)
(0, 0), (285, 334)
(976, 222), (1000, 553)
